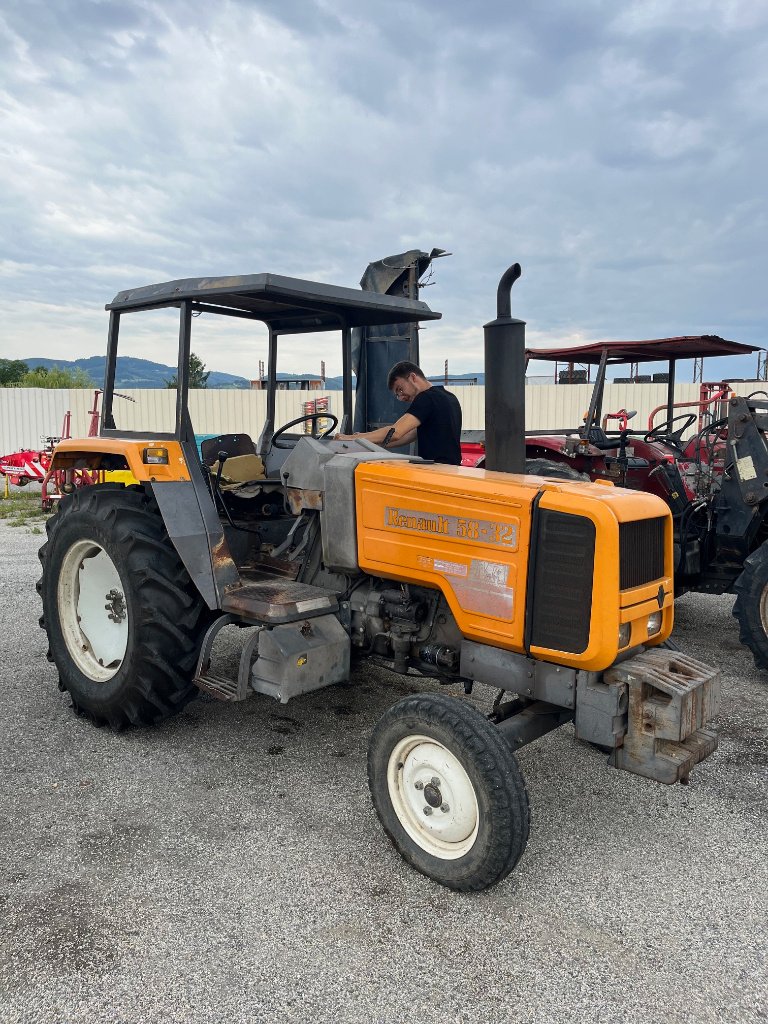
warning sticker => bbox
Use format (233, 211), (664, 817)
(737, 454), (757, 482)
(434, 559), (468, 577)
(451, 559), (514, 619)
(469, 560), (509, 586)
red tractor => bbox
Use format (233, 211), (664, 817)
(462, 335), (768, 670)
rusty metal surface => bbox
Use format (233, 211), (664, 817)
(605, 647), (721, 784)
(221, 579), (338, 624)
(286, 487), (324, 515)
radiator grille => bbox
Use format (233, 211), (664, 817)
(619, 517), (666, 590)
(529, 510), (595, 654)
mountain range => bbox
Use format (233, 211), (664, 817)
(25, 357), (485, 389)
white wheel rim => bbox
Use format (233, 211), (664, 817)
(760, 585), (768, 635)
(387, 734), (479, 860)
(57, 540), (128, 682)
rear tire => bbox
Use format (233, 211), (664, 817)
(733, 544), (768, 671)
(524, 458), (588, 481)
(368, 693), (530, 891)
(37, 485), (209, 727)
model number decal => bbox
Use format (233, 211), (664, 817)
(385, 507), (517, 547)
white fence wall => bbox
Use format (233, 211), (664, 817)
(1, 382), (764, 454)
(448, 381), (759, 433)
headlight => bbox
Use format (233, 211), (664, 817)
(143, 447), (169, 465)
(647, 612), (663, 636)
(618, 622), (631, 648)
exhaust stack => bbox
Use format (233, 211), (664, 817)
(483, 264), (526, 473)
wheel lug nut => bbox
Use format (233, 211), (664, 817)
(414, 781), (424, 790)
(423, 806), (433, 816)
(430, 777), (440, 787)
(440, 803), (450, 813)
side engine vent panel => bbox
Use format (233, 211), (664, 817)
(529, 510), (595, 654)
(620, 517), (665, 590)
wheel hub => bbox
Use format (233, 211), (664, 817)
(387, 735), (479, 859)
(423, 782), (442, 808)
(58, 540), (129, 682)
(105, 588), (127, 623)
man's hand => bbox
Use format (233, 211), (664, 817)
(335, 432), (356, 441)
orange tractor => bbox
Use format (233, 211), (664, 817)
(37, 266), (721, 890)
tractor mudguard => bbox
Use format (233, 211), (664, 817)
(149, 479), (239, 610)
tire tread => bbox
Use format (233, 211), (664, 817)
(38, 485), (209, 727)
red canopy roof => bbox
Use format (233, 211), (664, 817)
(526, 335), (761, 365)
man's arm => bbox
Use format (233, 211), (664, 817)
(337, 411), (420, 447)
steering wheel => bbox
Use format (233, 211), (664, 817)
(644, 412), (698, 448)
(271, 412), (339, 449)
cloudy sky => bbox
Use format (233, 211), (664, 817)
(1, 0), (767, 381)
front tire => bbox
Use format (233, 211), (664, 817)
(37, 485), (209, 727)
(733, 543), (768, 670)
(368, 693), (530, 891)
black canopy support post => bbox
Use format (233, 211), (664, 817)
(341, 321), (353, 434)
(258, 325), (279, 455)
(483, 264), (526, 474)
(667, 360), (676, 429)
(584, 348), (609, 436)
(406, 263), (419, 365)
(102, 310), (120, 432)
(176, 300), (192, 440)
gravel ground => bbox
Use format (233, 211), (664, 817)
(0, 518), (766, 1024)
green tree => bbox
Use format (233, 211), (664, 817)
(166, 352), (210, 389)
(0, 359), (29, 385)
(16, 365), (94, 388)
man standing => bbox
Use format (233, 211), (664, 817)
(337, 360), (462, 465)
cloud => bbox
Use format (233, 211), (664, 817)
(0, 0), (765, 382)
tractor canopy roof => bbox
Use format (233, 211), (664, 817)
(107, 273), (442, 332)
(526, 336), (761, 364)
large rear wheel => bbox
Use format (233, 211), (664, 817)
(733, 543), (768, 671)
(37, 485), (209, 727)
(368, 693), (529, 891)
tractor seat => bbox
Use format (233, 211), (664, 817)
(200, 433), (267, 488)
(200, 433), (258, 467)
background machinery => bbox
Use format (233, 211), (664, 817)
(465, 337), (768, 671)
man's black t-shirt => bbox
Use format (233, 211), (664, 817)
(408, 386), (462, 465)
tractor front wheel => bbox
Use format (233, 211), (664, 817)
(368, 693), (530, 891)
(733, 543), (768, 671)
(37, 485), (209, 727)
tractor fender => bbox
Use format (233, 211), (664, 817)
(525, 436), (586, 459)
(148, 478), (239, 612)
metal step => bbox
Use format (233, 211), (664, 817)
(192, 614), (261, 702)
(195, 671), (244, 702)
(221, 579), (338, 624)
